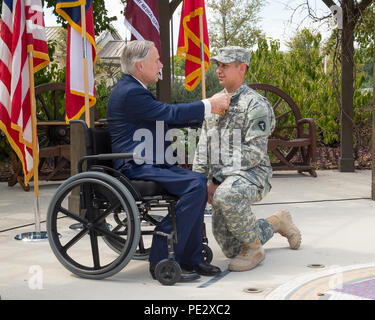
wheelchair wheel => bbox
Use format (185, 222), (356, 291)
(104, 214), (162, 260)
(202, 244), (213, 264)
(47, 171), (140, 279)
(102, 220), (153, 261)
(154, 259), (181, 286)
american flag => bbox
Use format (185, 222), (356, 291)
(56, 0), (96, 123)
(0, 0), (50, 185)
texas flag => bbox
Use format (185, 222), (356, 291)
(56, 0), (96, 123)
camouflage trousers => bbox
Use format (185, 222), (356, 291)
(211, 175), (274, 258)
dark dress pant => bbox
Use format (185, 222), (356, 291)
(120, 164), (207, 266)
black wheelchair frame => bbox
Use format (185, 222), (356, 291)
(46, 120), (212, 285)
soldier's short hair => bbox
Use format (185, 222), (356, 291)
(120, 40), (155, 74)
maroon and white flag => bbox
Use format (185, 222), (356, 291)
(124, 0), (161, 56)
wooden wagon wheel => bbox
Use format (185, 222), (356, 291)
(35, 83), (71, 181)
(248, 83), (317, 176)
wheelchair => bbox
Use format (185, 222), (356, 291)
(46, 120), (213, 285)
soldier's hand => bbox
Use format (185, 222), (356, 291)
(207, 182), (219, 204)
(209, 93), (230, 116)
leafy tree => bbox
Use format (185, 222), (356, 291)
(47, 0), (117, 35)
(206, 0), (265, 53)
(247, 29), (372, 149)
(354, 2), (374, 89)
(354, 1), (375, 60)
(172, 56), (186, 78)
(362, 59), (374, 88)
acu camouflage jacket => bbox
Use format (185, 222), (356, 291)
(193, 83), (276, 189)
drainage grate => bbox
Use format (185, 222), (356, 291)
(307, 264), (326, 268)
(243, 288), (263, 294)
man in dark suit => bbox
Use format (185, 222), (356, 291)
(107, 40), (230, 282)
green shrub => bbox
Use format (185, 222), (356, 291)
(247, 31), (372, 148)
(171, 64), (222, 104)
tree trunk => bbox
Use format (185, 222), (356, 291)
(339, 1), (355, 172)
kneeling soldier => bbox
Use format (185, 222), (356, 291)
(193, 46), (302, 271)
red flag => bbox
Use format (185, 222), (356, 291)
(124, 0), (161, 56)
(56, 0), (96, 123)
(0, 0), (50, 185)
(177, 0), (210, 91)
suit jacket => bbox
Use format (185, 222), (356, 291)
(107, 74), (204, 170)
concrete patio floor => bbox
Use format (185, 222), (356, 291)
(1, 169), (374, 302)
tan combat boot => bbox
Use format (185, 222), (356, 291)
(267, 209), (302, 249)
(228, 240), (265, 272)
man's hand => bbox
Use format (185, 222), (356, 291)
(207, 182), (219, 204)
(209, 93), (230, 115)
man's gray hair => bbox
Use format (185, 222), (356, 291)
(120, 40), (155, 74)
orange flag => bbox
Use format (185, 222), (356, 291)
(177, 0), (210, 92)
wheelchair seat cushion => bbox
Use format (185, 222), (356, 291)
(130, 179), (170, 198)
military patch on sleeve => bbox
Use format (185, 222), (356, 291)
(258, 120), (266, 131)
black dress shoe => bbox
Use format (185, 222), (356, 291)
(182, 262), (222, 276)
(149, 264), (201, 282)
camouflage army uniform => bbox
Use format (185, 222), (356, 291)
(193, 67), (276, 258)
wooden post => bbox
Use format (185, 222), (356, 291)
(339, 2), (355, 172)
(157, 0), (171, 103)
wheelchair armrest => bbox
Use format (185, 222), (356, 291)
(78, 152), (136, 173)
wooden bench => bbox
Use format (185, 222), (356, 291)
(249, 83), (317, 177)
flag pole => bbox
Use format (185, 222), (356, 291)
(15, 50), (47, 241)
(80, 2), (91, 128)
(28, 51), (39, 200)
(199, 13), (206, 99)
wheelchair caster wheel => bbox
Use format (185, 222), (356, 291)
(155, 259), (181, 286)
(202, 244), (213, 264)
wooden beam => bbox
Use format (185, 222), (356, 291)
(157, 0), (172, 103)
(339, 0), (355, 172)
(170, 0), (183, 15)
(156, 0), (183, 103)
